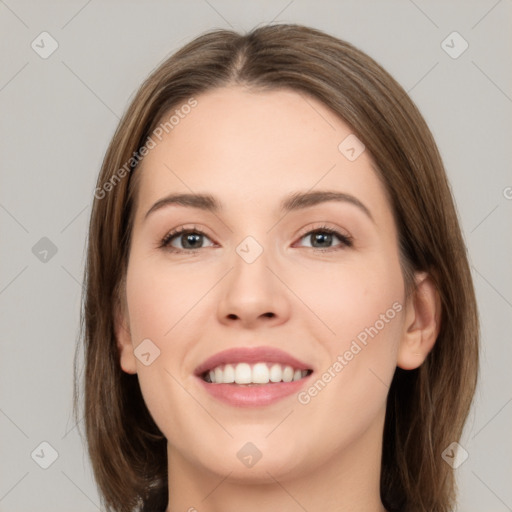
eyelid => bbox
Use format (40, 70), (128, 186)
(293, 223), (353, 249)
(159, 222), (353, 253)
(295, 222), (351, 241)
(159, 224), (216, 252)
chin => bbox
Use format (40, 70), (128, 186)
(191, 437), (308, 483)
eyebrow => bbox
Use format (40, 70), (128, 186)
(144, 190), (374, 222)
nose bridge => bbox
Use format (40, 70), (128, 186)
(216, 232), (289, 325)
(229, 234), (274, 301)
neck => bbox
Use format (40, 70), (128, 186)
(165, 407), (388, 512)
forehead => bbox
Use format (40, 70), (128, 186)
(134, 86), (390, 221)
(146, 86), (350, 168)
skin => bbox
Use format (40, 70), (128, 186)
(116, 86), (440, 512)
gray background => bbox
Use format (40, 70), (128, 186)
(1, 1), (511, 511)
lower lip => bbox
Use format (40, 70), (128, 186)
(196, 375), (313, 407)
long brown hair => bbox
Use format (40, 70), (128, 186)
(74, 23), (479, 512)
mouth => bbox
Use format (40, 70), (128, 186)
(194, 346), (314, 407)
(194, 345), (315, 385)
(201, 362), (314, 385)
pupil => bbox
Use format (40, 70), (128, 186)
(313, 232), (331, 247)
(183, 233), (201, 248)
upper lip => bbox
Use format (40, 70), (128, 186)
(194, 346), (314, 376)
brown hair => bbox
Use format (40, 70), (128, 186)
(74, 23), (479, 512)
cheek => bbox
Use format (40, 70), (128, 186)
(291, 291), (402, 454)
(122, 257), (207, 438)
(293, 251), (404, 417)
(124, 255), (213, 344)
(294, 252), (405, 349)
(123, 254), (220, 415)
(295, 252), (404, 427)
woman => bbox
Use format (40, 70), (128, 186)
(75, 23), (479, 512)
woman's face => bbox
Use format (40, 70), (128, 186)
(117, 86), (410, 483)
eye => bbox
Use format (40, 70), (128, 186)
(159, 226), (215, 253)
(295, 226), (353, 251)
(159, 224), (353, 254)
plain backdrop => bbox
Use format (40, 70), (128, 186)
(1, 1), (511, 511)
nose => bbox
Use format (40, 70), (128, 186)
(216, 245), (291, 329)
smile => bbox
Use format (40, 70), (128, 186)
(194, 346), (315, 406)
(202, 362), (312, 385)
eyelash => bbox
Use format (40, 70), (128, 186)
(158, 224), (353, 254)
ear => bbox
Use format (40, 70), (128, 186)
(397, 272), (441, 370)
(114, 280), (138, 375)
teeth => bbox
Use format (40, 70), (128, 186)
(204, 362), (311, 384)
(252, 363), (269, 384)
(282, 365), (294, 382)
(269, 363), (282, 383)
(235, 363), (252, 384)
(223, 364), (235, 383)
